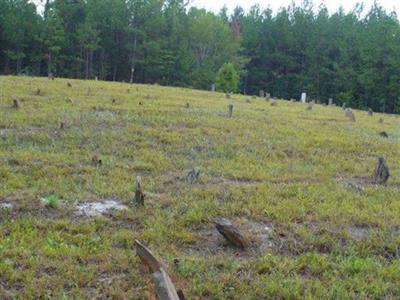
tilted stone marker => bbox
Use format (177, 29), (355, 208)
(215, 218), (249, 249)
(228, 104), (233, 117)
(345, 108), (356, 122)
(374, 157), (390, 184)
(135, 240), (181, 300)
(301, 92), (307, 103)
(134, 176), (145, 206)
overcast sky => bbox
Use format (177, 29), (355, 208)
(189, 0), (399, 15)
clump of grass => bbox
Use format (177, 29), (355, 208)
(41, 195), (61, 209)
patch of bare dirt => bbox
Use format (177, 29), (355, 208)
(348, 225), (372, 241)
(186, 218), (306, 258)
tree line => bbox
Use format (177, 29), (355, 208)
(1, 0), (400, 113)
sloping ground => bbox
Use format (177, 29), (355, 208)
(0, 76), (399, 299)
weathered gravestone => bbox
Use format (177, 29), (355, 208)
(134, 176), (145, 206)
(259, 90), (265, 98)
(345, 108), (356, 122)
(228, 104), (234, 117)
(329, 98), (334, 106)
(215, 218), (249, 249)
(301, 92), (307, 103)
(374, 157), (390, 184)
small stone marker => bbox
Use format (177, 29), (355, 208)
(342, 102), (346, 110)
(92, 155), (102, 166)
(259, 90), (265, 98)
(368, 108), (373, 116)
(374, 157), (390, 184)
(228, 104), (233, 117)
(211, 83), (216, 92)
(290, 98), (296, 103)
(379, 118), (384, 124)
(225, 93), (231, 99)
(186, 168), (200, 183)
(379, 131), (388, 138)
(246, 98), (251, 103)
(265, 93), (271, 101)
(301, 92), (307, 103)
(12, 96), (20, 109)
(306, 102), (313, 111)
(345, 108), (356, 122)
(135, 240), (180, 300)
(67, 82), (72, 88)
(329, 98), (333, 106)
(270, 100), (277, 106)
(215, 218), (249, 249)
(95, 76), (98, 81)
(134, 176), (145, 206)
(152, 269), (180, 300)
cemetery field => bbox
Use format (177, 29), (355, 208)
(1, 75), (400, 299)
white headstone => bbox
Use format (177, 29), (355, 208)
(301, 92), (307, 103)
(329, 98), (333, 106)
(211, 84), (216, 92)
(95, 76), (98, 81)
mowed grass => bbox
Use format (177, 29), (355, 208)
(0, 75), (399, 299)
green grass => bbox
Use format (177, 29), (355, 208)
(0, 75), (399, 299)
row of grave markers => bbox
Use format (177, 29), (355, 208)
(212, 84), (335, 106)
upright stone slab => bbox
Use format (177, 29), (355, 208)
(211, 84), (216, 92)
(329, 98), (333, 106)
(259, 90), (265, 98)
(265, 93), (271, 100)
(301, 92), (307, 103)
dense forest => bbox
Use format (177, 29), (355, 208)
(1, 0), (400, 113)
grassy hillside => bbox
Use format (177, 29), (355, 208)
(0, 76), (399, 299)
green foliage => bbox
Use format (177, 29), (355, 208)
(216, 62), (239, 93)
(41, 195), (61, 209)
(1, 0), (400, 112)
